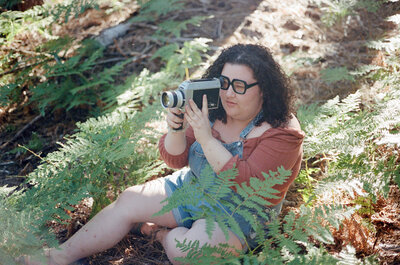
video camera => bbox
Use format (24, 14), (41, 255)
(160, 78), (222, 111)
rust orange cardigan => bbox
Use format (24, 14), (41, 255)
(159, 125), (305, 206)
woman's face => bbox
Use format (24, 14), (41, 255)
(220, 63), (263, 122)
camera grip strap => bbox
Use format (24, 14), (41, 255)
(174, 113), (184, 131)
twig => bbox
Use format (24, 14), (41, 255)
(141, 256), (167, 265)
(0, 161), (15, 166)
(96, 54), (151, 65)
(144, 36), (202, 44)
(114, 39), (129, 58)
(372, 229), (381, 250)
(130, 22), (158, 30)
(0, 169), (11, 174)
(141, 42), (154, 55)
(1, 46), (54, 58)
(0, 115), (43, 150)
(216, 19), (224, 39)
(0, 58), (53, 78)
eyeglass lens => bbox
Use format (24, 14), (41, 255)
(221, 76), (247, 94)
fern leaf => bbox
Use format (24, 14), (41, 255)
(320, 66), (355, 84)
(138, 0), (183, 17)
(367, 35), (400, 53)
(151, 43), (180, 61)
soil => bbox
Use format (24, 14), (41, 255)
(1, 0), (400, 264)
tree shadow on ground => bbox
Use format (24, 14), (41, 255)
(293, 1), (400, 104)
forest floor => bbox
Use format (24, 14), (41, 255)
(1, 0), (400, 264)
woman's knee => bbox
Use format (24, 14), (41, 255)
(118, 178), (166, 204)
(115, 185), (142, 207)
(162, 227), (190, 264)
(113, 180), (175, 226)
(161, 221), (242, 264)
(186, 219), (243, 254)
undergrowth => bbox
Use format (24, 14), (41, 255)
(0, 0), (207, 115)
(0, 0), (213, 262)
(0, 36), (211, 263)
(312, 0), (390, 26)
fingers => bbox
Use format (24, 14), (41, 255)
(186, 97), (206, 117)
(185, 97), (209, 128)
(167, 108), (184, 129)
(202, 95), (209, 117)
(185, 100), (196, 118)
(170, 107), (182, 116)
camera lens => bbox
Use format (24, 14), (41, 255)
(161, 93), (171, 107)
(161, 90), (185, 108)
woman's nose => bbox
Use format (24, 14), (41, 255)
(226, 84), (236, 97)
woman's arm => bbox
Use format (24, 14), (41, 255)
(158, 133), (191, 169)
(164, 108), (187, 155)
(185, 96), (233, 173)
(164, 130), (187, 156)
(220, 127), (304, 205)
(200, 137), (233, 173)
(158, 108), (195, 168)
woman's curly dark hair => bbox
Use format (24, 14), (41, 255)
(203, 44), (294, 128)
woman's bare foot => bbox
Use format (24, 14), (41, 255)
(133, 222), (170, 242)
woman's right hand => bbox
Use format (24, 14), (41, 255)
(166, 108), (186, 131)
(164, 108), (187, 155)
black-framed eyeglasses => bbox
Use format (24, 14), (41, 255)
(219, 75), (258, 95)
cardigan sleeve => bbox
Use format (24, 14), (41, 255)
(220, 127), (304, 205)
(158, 126), (196, 168)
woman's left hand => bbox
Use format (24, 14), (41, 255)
(185, 95), (213, 146)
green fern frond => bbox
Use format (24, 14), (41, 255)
(320, 66), (355, 84)
(298, 90), (370, 158)
(299, 83), (400, 200)
(349, 64), (382, 77)
(367, 36), (400, 53)
(151, 43), (180, 61)
(137, 0), (184, 17)
(156, 164), (292, 254)
(174, 239), (239, 265)
(259, 203), (358, 264)
(156, 16), (208, 38)
(0, 0), (97, 46)
(314, 0), (384, 27)
(29, 40), (129, 114)
(165, 38), (212, 79)
(314, 0), (356, 26)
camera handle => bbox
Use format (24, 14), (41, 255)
(173, 113), (184, 131)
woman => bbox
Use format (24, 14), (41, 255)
(26, 44), (304, 265)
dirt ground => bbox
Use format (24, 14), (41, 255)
(1, 0), (400, 264)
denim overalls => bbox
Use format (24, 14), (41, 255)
(164, 112), (284, 250)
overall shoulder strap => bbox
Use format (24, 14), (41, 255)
(239, 111), (264, 140)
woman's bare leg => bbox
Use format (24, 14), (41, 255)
(50, 178), (177, 265)
(153, 219), (243, 265)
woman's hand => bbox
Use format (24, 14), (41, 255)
(164, 107), (187, 155)
(166, 108), (186, 131)
(185, 95), (212, 145)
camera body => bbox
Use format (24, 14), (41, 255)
(161, 78), (221, 111)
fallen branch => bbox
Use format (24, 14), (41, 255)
(0, 115), (43, 150)
(94, 22), (133, 47)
